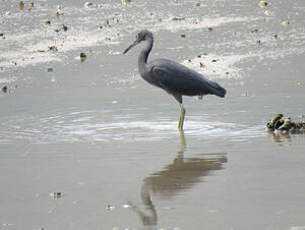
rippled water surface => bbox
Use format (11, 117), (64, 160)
(1, 0), (305, 229)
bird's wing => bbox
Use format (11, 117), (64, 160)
(150, 60), (215, 96)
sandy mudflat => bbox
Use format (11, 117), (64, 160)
(0, 0), (305, 229)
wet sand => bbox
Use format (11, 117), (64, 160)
(1, 0), (305, 229)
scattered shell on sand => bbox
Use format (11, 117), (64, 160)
(272, 34), (278, 39)
(80, 52), (87, 62)
(194, 2), (200, 7)
(5, 11), (11, 16)
(2, 86), (7, 93)
(48, 46), (58, 52)
(84, 2), (93, 8)
(264, 10), (272, 16)
(56, 6), (64, 16)
(180, 33), (186, 38)
(104, 20), (111, 28)
(281, 20), (290, 26)
(267, 113), (305, 133)
(113, 17), (119, 24)
(62, 24), (68, 31)
(50, 192), (61, 199)
(258, 1), (268, 8)
(56, 10), (64, 16)
(170, 17), (185, 21)
(121, 0), (131, 5)
(106, 205), (115, 211)
(208, 27), (213, 32)
(19, 1), (25, 10)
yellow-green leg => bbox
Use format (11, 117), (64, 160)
(178, 104), (185, 131)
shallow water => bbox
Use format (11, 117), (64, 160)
(1, 0), (305, 229)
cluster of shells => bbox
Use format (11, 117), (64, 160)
(267, 114), (305, 133)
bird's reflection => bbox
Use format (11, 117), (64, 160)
(268, 130), (305, 145)
(128, 131), (227, 227)
(268, 130), (292, 144)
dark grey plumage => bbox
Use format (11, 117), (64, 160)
(123, 30), (226, 130)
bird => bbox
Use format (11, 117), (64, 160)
(123, 30), (226, 131)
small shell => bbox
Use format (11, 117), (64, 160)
(258, 1), (268, 8)
(281, 20), (289, 26)
(84, 2), (93, 8)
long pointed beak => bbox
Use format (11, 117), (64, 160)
(123, 39), (140, 54)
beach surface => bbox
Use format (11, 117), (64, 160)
(1, 0), (305, 229)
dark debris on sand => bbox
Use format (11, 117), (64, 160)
(267, 114), (305, 133)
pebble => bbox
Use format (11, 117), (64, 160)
(2, 86), (7, 93)
(19, 1), (25, 10)
(62, 24), (68, 31)
(80, 52), (87, 62)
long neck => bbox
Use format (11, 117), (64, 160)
(138, 37), (153, 76)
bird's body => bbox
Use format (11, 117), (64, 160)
(123, 30), (226, 130)
(146, 58), (226, 100)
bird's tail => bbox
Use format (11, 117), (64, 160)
(208, 81), (226, 98)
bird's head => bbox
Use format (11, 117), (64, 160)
(123, 30), (153, 54)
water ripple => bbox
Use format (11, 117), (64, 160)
(0, 110), (265, 144)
